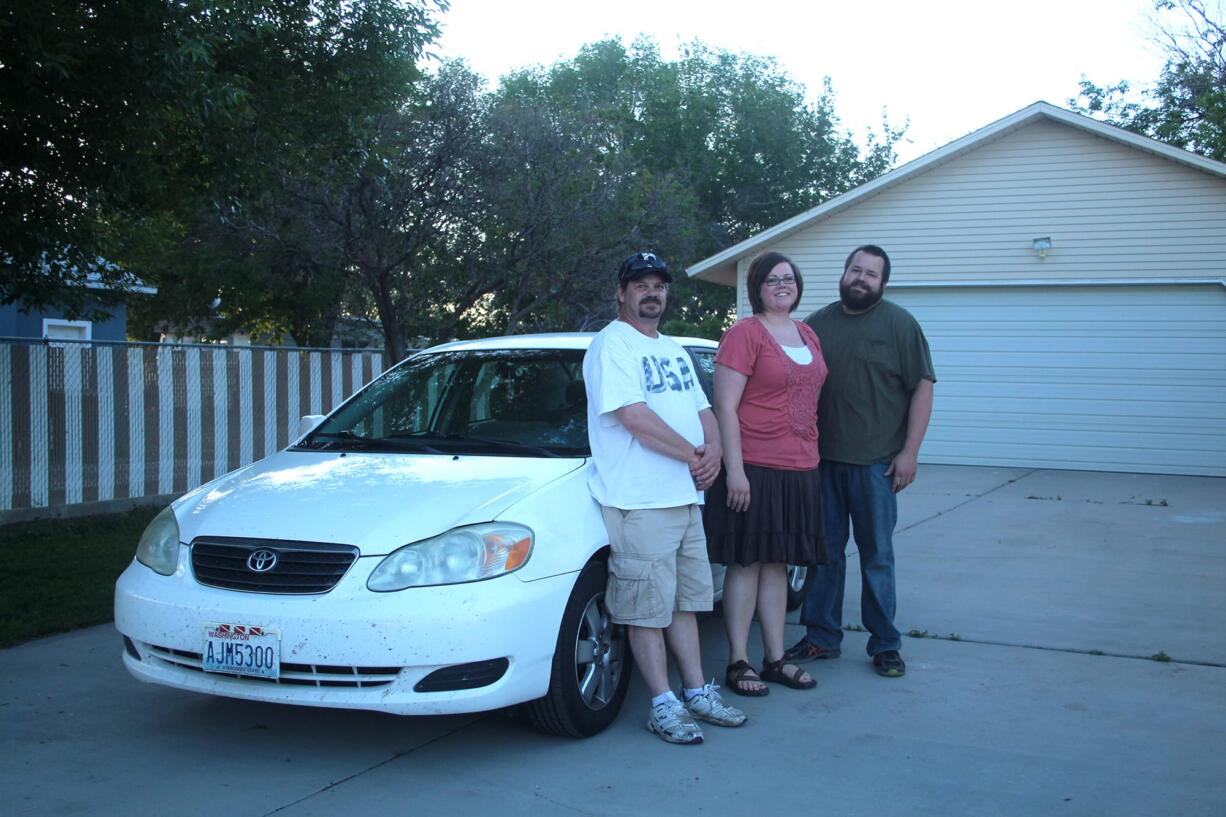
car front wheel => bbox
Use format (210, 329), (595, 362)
(521, 559), (632, 737)
(786, 564), (811, 612)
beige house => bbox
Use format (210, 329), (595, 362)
(688, 102), (1226, 477)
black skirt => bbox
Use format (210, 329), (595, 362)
(704, 463), (826, 567)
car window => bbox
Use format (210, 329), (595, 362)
(466, 357), (585, 441)
(355, 358), (459, 439)
(301, 349), (589, 457)
(685, 346), (716, 402)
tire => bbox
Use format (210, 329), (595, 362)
(785, 564), (811, 612)
(521, 560), (632, 737)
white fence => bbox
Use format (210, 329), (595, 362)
(0, 339), (384, 513)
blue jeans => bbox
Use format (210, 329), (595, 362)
(799, 460), (901, 656)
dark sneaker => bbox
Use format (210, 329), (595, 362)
(783, 638), (842, 663)
(872, 650), (906, 677)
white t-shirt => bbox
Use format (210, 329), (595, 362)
(583, 321), (711, 509)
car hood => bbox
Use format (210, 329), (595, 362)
(173, 451), (586, 556)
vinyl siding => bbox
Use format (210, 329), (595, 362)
(719, 112), (1226, 476)
(734, 119), (1226, 315)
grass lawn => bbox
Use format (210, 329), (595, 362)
(0, 506), (161, 648)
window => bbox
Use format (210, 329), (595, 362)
(305, 349), (589, 456)
(685, 347), (716, 402)
(42, 319), (92, 345)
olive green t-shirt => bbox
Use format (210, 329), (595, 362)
(805, 299), (935, 465)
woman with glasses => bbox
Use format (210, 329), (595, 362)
(704, 251), (828, 696)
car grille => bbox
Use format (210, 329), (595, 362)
(145, 644), (400, 688)
(191, 537), (359, 594)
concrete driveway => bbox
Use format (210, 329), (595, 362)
(2, 465), (1223, 817)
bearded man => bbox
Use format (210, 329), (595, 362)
(785, 245), (936, 678)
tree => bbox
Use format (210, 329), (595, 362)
(160, 61), (492, 361)
(336, 64), (492, 361)
(443, 77), (705, 339)
(471, 38), (903, 339)
(1, 0), (446, 318)
(1072, 0), (1225, 161)
(120, 192), (354, 346)
(2, 1), (183, 314)
(14, 13), (901, 356)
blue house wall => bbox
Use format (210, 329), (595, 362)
(0, 301), (128, 341)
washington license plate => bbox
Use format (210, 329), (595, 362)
(202, 624), (280, 680)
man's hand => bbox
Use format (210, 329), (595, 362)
(885, 450), (918, 493)
(690, 442), (722, 490)
(889, 379), (933, 493)
(724, 468), (751, 512)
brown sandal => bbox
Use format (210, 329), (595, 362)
(760, 657), (817, 690)
(725, 660), (770, 697)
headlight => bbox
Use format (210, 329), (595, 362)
(367, 522), (533, 591)
(135, 505), (181, 576)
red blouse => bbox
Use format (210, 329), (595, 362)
(714, 317), (828, 471)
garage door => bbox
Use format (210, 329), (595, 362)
(889, 283), (1226, 477)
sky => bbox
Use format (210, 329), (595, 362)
(432, 0), (1171, 165)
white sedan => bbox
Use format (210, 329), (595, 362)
(114, 332), (808, 737)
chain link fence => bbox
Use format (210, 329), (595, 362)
(0, 338), (384, 513)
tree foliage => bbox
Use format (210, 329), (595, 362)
(1, 0), (446, 317)
(1073, 0), (1225, 161)
(143, 36), (902, 358)
(466, 39), (903, 344)
(4, 8), (902, 360)
(133, 61), (489, 360)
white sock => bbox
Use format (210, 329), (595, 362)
(683, 685), (706, 701)
(651, 691), (678, 708)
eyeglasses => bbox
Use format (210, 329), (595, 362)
(764, 275), (796, 288)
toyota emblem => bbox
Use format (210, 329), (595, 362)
(247, 549), (279, 573)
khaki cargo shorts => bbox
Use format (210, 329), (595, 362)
(599, 504), (714, 628)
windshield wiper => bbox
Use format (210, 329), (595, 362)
(299, 430), (443, 454)
(458, 435), (564, 458)
(295, 430), (359, 450)
(388, 431), (565, 458)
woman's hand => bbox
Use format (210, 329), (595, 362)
(726, 469), (751, 513)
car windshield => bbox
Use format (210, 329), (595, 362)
(295, 348), (591, 457)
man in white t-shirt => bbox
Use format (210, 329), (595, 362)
(583, 251), (747, 745)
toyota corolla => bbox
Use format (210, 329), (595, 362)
(114, 333), (736, 737)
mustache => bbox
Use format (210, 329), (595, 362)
(640, 297), (662, 305)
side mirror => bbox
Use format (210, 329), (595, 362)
(297, 414), (326, 438)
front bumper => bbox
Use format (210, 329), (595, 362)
(114, 548), (576, 715)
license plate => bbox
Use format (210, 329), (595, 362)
(202, 624), (280, 680)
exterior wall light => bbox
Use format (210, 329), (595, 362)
(1032, 237), (1052, 259)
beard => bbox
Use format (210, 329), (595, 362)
(839, 279), (883, 311)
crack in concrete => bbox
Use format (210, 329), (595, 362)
(260, 714), (490, 817)
(896, 468), (1039, 535)
(897, 632), (1226, 669)
(837, 469), (1226, 669)
(529, 789), (608, 815)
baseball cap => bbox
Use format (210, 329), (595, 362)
(617, 252), (672, 285)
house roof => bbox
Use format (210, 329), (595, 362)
(82, 271), (157, 295)
(686, 101), (1226, 285)
(39, 259), (157, 295)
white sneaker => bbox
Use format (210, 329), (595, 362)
(647, 698), (704, 744)
(685, 681), (747, 727)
